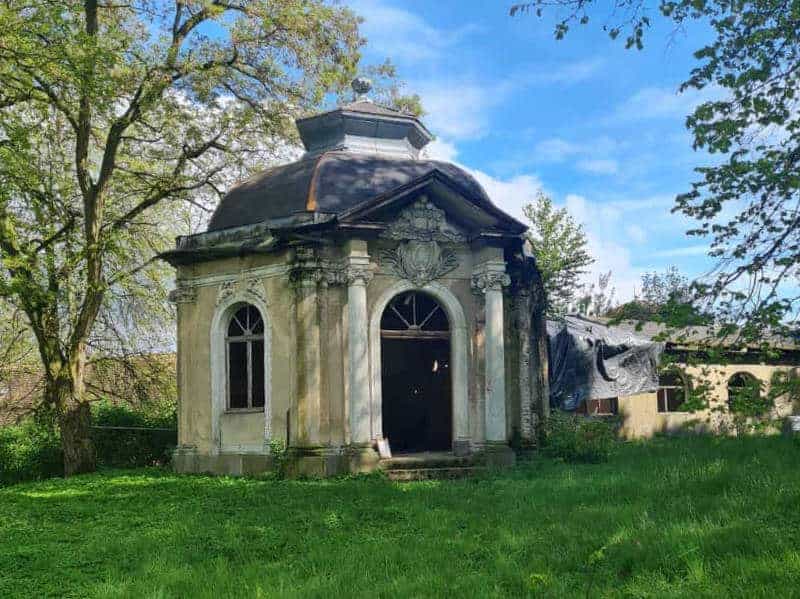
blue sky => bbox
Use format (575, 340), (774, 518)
(348, 0), (720, 299)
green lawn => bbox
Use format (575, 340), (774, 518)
(2, 437), (800, 598)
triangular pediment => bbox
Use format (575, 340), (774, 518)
(337, 169), (526, 238)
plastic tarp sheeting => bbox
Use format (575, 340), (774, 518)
(547, 315), (664, 411)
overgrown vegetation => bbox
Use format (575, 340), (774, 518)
(0, 417), (62, 486)
(539, 411), (619, 463)
(2, 436), (800, 597)
(0, 401), (176, 485)
(607, 266), (712, 327)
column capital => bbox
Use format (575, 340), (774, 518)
(346, 265), (374, 286)
(290, 246), (322, 288)
(345, 249), (374, 287)
(471, 260), (510, 294)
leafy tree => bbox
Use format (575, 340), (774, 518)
(607, 266), (712, 325)
(0, 299), (40, 425)
(0, 0), (362, 475)
(348, 60), (425, 116)
(511, 0), (800, 340)
(573, 270), (616, 316)
(523, 192), (594, 314)
(639, 266), (692, 306)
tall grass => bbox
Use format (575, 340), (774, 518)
(1, 435), (799, 597)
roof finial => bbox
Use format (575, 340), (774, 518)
(351, 76), (372, 102)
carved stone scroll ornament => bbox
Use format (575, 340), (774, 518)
(215, 279), (237, 306)
(380, 197), (466, 243)
(345, 265), (374, 286)
(471, 271), (511, 294)
(243, 277), (268, 305)
(380, 240), (458, 286)
(214, 278), (267, 306)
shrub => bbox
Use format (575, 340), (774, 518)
(91, 400), (177, 468)
(92, 398), (176, 429)
(0, 401), (178, 485)
(0, 418), (62, 485)
(540, 411), (619, 463)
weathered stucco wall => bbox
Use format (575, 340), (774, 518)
(619, 363), (797, 438)
(175, 251), (295, 454)
(171, 228), (546, 476)
(174, 237), (540, 457)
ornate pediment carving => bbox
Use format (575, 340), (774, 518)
(214, 277), (267, 306)
(380, 197), (466, 243)
(381, 240), (458, 286)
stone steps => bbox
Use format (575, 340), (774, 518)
(380, 452), (487, 481)
(385, 466), (487, 481)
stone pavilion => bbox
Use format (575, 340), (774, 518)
(162, 79), (549, 476)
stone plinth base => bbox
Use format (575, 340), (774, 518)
(172, 444), (380, 478)
(172, 443), (516, 477)
(478, 442), (516, 468)
(173, 447), (274, 476)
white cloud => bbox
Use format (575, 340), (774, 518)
(432, 137), (654, 300)
(534, 138), (581, 162)
(468, 170), (545, 223)
(576, 158), (618, 175)
(626, 224), (647, 244)
(650, 245), (710, 258)
(562, 194), (643, 299)
(421, 138), (459, 162)
(549, 57), (605, 84)
(350, 0), (479, 64)
(530, 136), (622, 176)
(613, 85), (721, 122)
(414, 79), (510, 140)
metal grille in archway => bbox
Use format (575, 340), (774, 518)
(380, 291), (450, 340)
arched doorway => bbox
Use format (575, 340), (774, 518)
(380, 291), (452, 453)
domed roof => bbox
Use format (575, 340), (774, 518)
(207, 150), (498, 232)
(203, 80), (524, 236)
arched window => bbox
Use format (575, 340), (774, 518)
(657, 369), (688, 413)
(380, 291), (450, 337)
(727, 372), (762, 412)
(226, 304), (265, 410)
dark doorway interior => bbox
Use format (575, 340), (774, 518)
(380, 292), (452, 453)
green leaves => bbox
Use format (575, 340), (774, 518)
(523, 192), (595, 315)
(514, 0), (800, 340)
(0, 1), (363, 419)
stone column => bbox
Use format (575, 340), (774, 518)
(345, 241), (374, 446)
(472, 261), (510, 444)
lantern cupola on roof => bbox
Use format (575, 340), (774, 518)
(295, 78), (433, 159)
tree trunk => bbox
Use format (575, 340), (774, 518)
(59, 400), (96, 476)
(47, 367), (96, 476)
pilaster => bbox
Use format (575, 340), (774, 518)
(515, 289), (535, 445)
